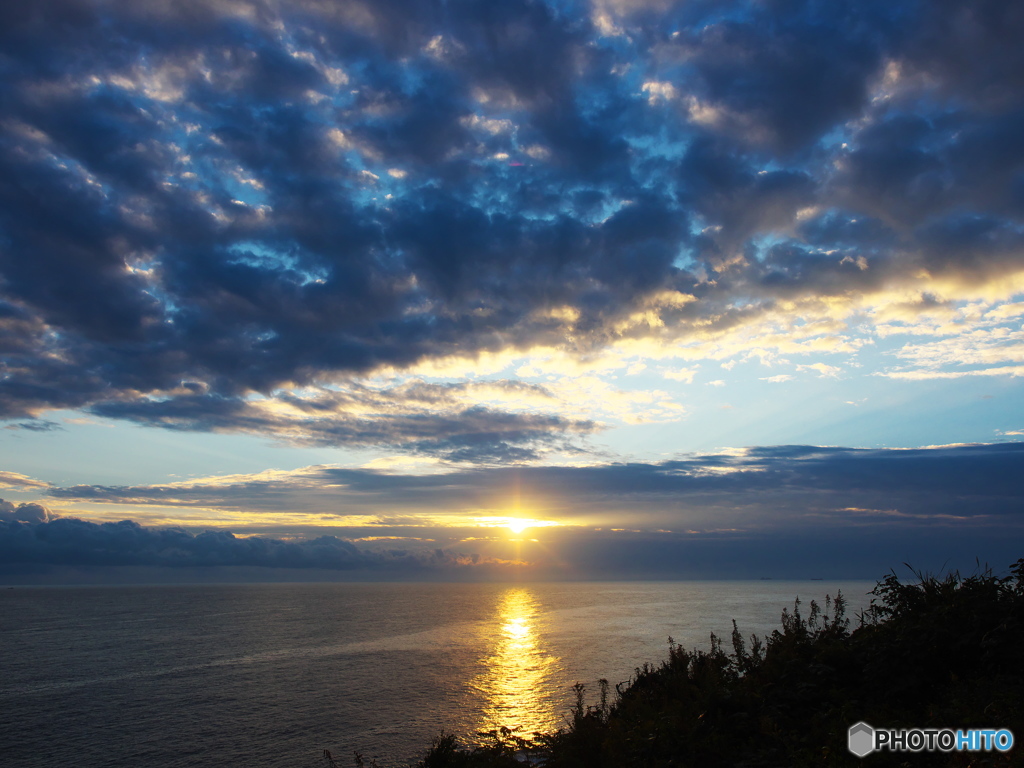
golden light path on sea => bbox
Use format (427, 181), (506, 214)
(473, 587), (560, 741)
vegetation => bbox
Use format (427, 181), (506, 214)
(351, 559), (1024, 767)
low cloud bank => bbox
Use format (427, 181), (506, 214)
(1, 511), (1019, 584)
(0, 514), (507, 574)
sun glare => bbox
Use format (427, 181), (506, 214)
(473, 516), (562, 537)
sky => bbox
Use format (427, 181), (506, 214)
(1, 0), (1023, 581)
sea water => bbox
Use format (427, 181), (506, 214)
(0, 580), (874, 767)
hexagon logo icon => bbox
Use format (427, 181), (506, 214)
(848, 722), (875, 757)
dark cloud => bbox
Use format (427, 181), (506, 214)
(1, 0), (1024, 455)
(47, 441), (1024, 525)
(4, 420), (62, 432)
(916, 214), (1024, 282)
(0, 515), (512, 573)
(676, 137), (817, 260)
(900, 0), (1024, 111)
(798, 210), (897, 250)
(0, 498), (57, 523)
(665, 0), (900, 153)
(87, 380), (598, 461)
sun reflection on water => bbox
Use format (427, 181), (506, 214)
(473, 587), (560, 739)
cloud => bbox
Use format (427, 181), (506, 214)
(0, 515), (518, 573)
(43, 442), (1024, 532)
(662, 366), (697, 383)
(0, 440), (1016, 579)
(796, 363), (842, 378)
(89, 380), (600, 463)
(0, 0), (1023, 461)
(0, 498), (57, 523)
(3, 420), (63, 432)
(10, 435), (1024, 578)
(0, 472), (51, 490)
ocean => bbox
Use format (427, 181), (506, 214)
(0, 580), (874, 767)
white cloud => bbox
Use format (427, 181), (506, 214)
(796, 363), (842, 378)
(662, 366), (696, 383)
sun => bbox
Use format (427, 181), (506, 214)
(472, 515), (562, 536)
